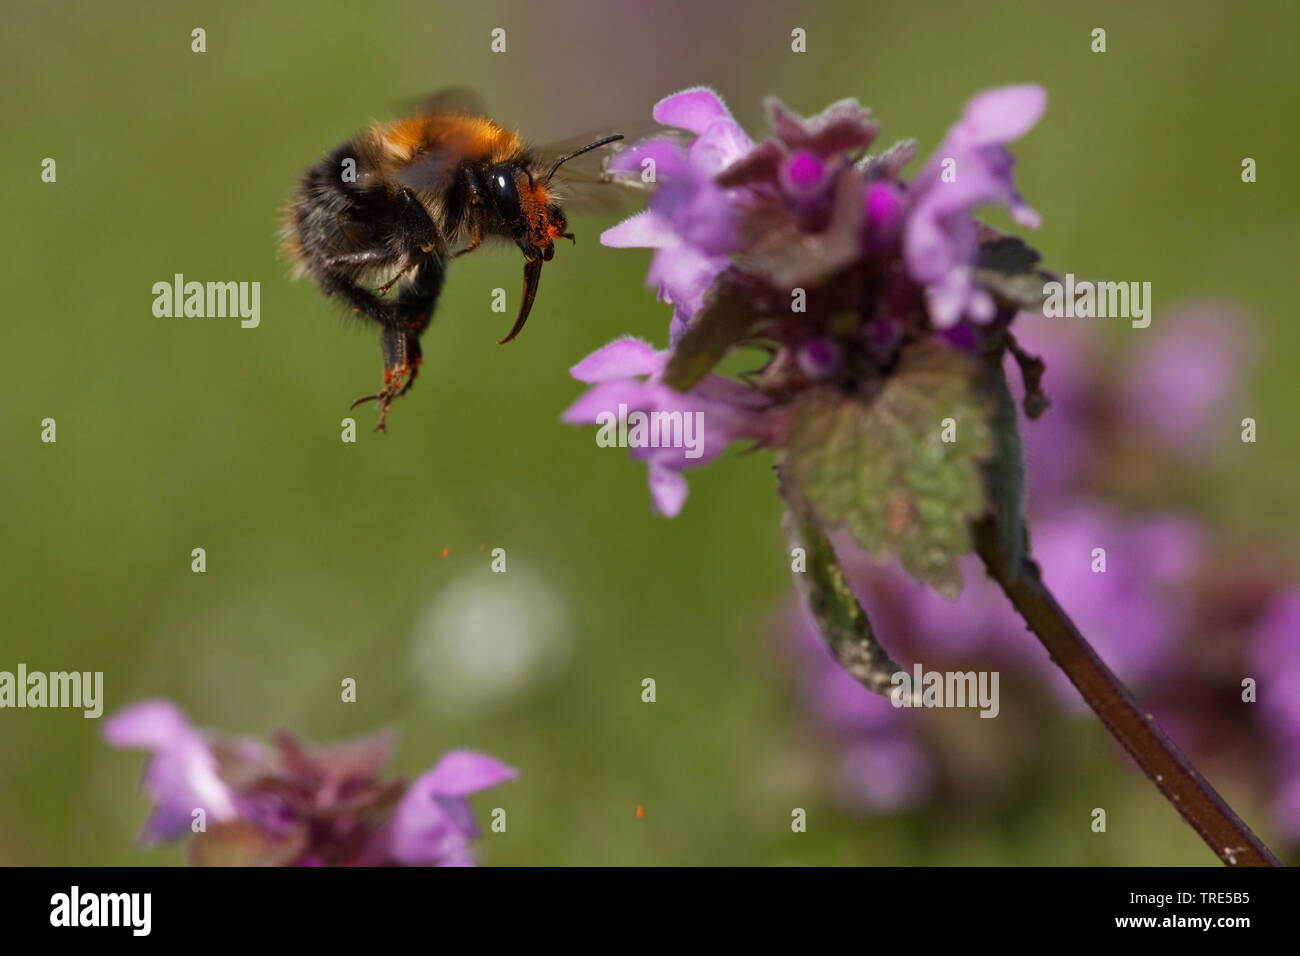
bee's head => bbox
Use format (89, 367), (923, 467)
(486, 166), (570, 261)
(486, 134), (621, 345)
(489, 168), (571, 344)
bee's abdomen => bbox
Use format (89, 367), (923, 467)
(288, 138), (404, 277)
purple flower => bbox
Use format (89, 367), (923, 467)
(388, 750), (519, 867)
(1243, 591), (1300, 840)
(1249, 591), (1300, 746)
(904, 85), (1046, 327)
(782, 150), (829, 198)
(102, 700), (244, 844)
(577, 86), (1055, 524)
(864, 181), (905, 251)
(1118, 301), (1253, 456)
(1274, 774), (1300, 842)
(103, 700), (516, 866)
(562, 337), (771, 516)
(1029, 507), (1203, 704)
(1007, 301), (1253, 506)
(602, 88), (754, 342)
(834, 734), (937, 814)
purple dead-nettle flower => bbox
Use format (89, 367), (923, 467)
(388, 749), (520, 867)
(102, 700), (243, 843)
(904, 85), (1046, 328)
(583, 87), (1284, 863)
(603, 88), (754, 343)
(103, 700), (515, 866)
(562, 337), (771, 516)
(578, 84), (1049, 526)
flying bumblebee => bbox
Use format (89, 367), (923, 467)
(284, 89), (624, 431)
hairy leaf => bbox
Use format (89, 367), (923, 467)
(783, 509), (903, 696)
(782, 343), (994, 597)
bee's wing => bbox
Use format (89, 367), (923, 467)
(534, 123), (683, 214)
(383, 89), (494, 197)
(396, 86), (490, 119)
(391, 148), (465, 197)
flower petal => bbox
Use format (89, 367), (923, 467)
(569, 337), (662, 383)
(102, 699), (192, 750)
(424, 750), (518, 798)
(607, 139), (690, 180)
(653, 86), (734, 135)
(961, 85), (1047, 145)
(601, 211), (679, 250)
(103, 700), (240, 843)
(562, 380), (652, 425)
(647, 463), (689, 517)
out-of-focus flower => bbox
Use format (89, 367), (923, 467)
(103, 700), (515, 866)
(1009, 302), (1254, 506)
(1250, 590), (1300, 839)
(1119, 301), (1254, 456)
(388, 751), (519, 867)
(102, 700), (243, 844)
(836, 735), (937, 813)
(1029, 507), (1204, 702)
(1250, 591), (1300, 745)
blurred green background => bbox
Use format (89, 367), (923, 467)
(2, 0), (1297, 865)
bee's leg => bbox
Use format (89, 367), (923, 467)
(349, 259), (444, 432)
(450, 225), (483, 260)
(450, 168), (485, 259)
(324, 249), (389, 268)
(350, 325), (414, 432)
(396, 336), (423, 397)
(376, 261), (415, 296)
(379, 188), (447, 293)
(320, 271), (395, 325)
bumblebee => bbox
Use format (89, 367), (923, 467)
(284, 90), (622, 431)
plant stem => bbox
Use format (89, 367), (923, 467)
(972, 515), (1281, 867)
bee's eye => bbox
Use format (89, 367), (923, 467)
(488, 168), (520, 211)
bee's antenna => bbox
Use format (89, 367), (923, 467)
(544, 134), (624, 183)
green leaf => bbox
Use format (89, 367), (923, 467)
(781, 343), (994, 597)
(660, 275), (757, 391)
(974, 235), (1053, 313)
(783, 509), (903, 696)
